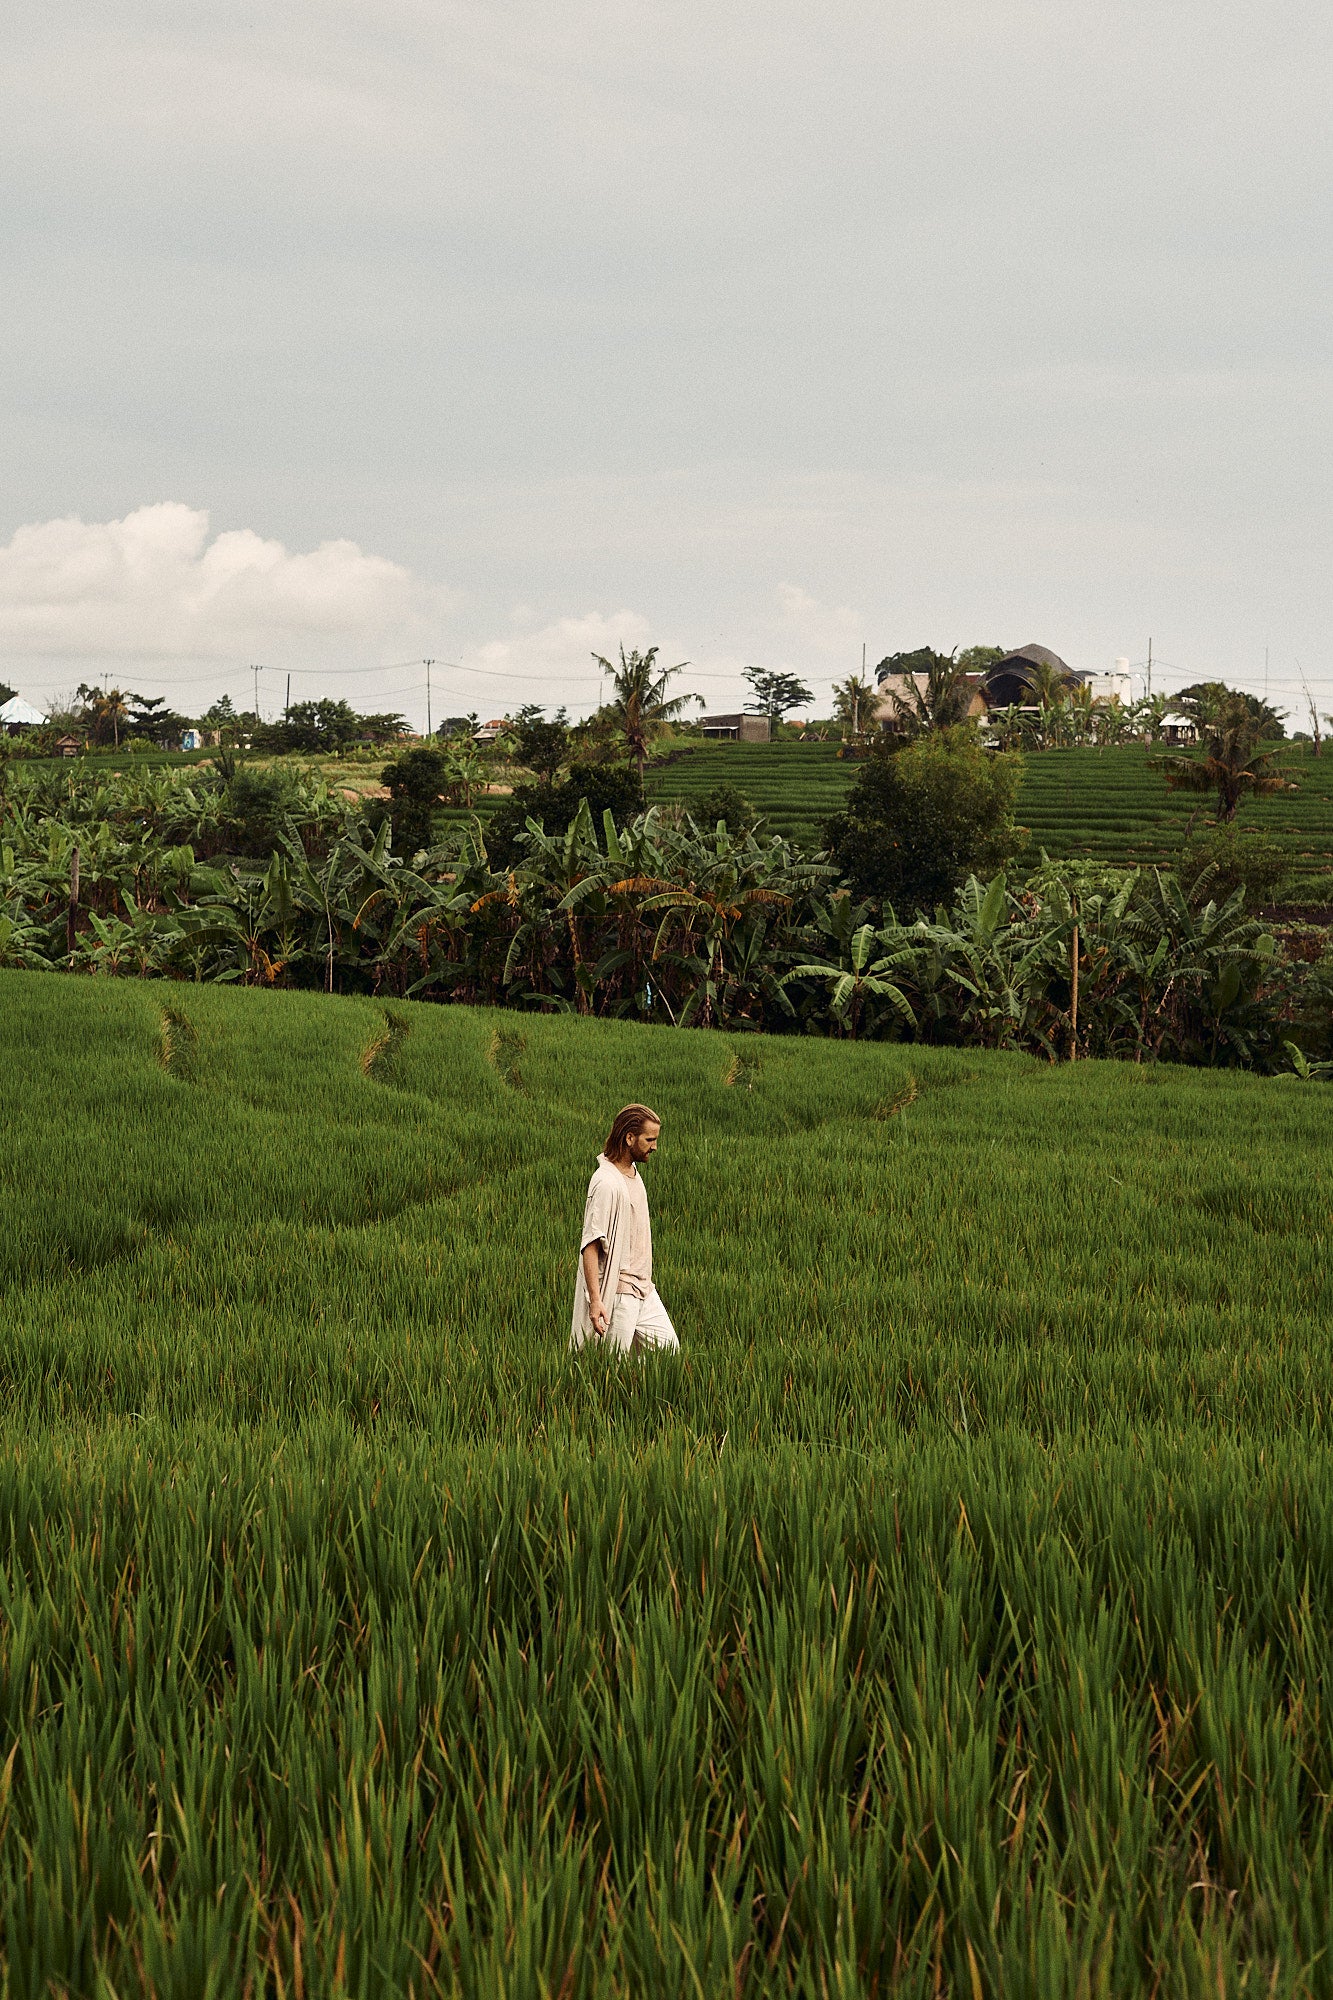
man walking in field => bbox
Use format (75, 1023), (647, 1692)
(571, 1104), (680, 1355)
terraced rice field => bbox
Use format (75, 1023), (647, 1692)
(1018, 743), (1333, 891)
(2, 971), (1332, 1994)
(648, 740), (1333, 892)
(646, 739), (854, 844)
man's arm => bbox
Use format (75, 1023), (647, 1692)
(582, 1239), (610, 1336)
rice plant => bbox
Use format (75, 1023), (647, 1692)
(1, 970), (1331, 1994)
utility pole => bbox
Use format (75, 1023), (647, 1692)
(1295, 659), (1322, 758)
(250, 663), (264, 721)
(1146, 638), (1152, 701)
(424, 659), (435, 738)
(284, 673), (291, 721)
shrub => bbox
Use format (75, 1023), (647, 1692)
(222, 767), (302, 858)
(690, 784), (757, 835)
(1179, 824), (1293, 906)
(380, 746), (450, 855)
(485, 763), (645, 867)
(824, 731), (1025, 911)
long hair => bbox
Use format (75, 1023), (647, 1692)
(604, 1103), (661, 1163)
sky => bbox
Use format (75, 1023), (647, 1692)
(3, 0), (1330, 730)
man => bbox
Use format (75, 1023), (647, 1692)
(570, 1103), (680, 1354)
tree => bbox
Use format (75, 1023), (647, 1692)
(743, 668), (815, 728)
(832, 674), (878, 742)
(878, 650), (976, 736)
(591, 646), (696, 783)
(126, 694), (191, 747)
(0, 682), (16, 708)
(259, 699), (362, 755)
(1177, 681), (1285, 741)
(357, 713), (410, 746)
(1154, 693), (1295, 822)
(691, 784), (757, 835)
(956, 645), (1005, 675)
(824, 730), (1026, 911)
(443, 738), (485, 808)
(1017, 657), (1075, 712)
(781, 900), (916, 1039)
(380, 745), (450, 854)
(510, 705), (570, 781)
(76, 683), (140, 749)
(485, 762), (645, 869)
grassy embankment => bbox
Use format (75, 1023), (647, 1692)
(2, 971), (1332, 1993)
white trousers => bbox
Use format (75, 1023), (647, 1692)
(605, 1286), (680, 1355)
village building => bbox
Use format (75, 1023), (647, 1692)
(0, 694), (47, 733)
(981, 643), (1077, 708)
(871, 672), (989, 730)
(699, 712), (771, 742)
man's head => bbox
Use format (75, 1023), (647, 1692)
(604, 1103), (662, 1167)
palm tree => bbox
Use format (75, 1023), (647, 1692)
(1153, 693), (1295, 821)
(77, 683), (134, 749)
(881, 651), (975, 735)
(592, 646), (697, 784)
(832, 674), (878, 744)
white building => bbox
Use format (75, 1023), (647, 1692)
(0, 694), (48, 732)
(1081, 667), (1134, 705)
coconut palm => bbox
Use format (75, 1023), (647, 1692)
(832, 674), (878, 743)
(881, 651), (976, 736)
(591, 646), (697, 784)
(1153, 694), (1295, 822)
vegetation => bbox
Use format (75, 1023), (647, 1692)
(1, 756), (1328, 1065)
(591, 646), (698, 783)
(1154, 690), (1295, 821)
(824, 732), (1026, 910)
(643, 740), (1333, 895)
(0, 974), (1331, 1994)
(741, 666), (815, 727)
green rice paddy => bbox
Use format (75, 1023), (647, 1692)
(2, 971), (1332, 1994)
(645, 740), (1333, 892)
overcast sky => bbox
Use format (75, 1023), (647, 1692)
(3, 0), (1330, 727)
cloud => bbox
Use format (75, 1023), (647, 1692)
(452, 609), (657, 710)
(771, 583), (863, 666)
(0, 503), (454, 660)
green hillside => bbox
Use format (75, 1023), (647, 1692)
(646, 739), (1333, 891)
(646, 738), (853, 842)
(2, 972), (1332, 1991)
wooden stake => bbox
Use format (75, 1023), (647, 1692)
(67, 845), (80, 960)
(1070, 922), (1079, 1059)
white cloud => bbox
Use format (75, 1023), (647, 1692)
(771, 583), (863, 667)
(454, 609), (656, 712)
(0, 503), (454, 660)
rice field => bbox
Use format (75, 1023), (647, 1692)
(2, 971), (1333, 1995)
(646, 740), (855, 845)
(1018, 743), (1333, 892)
(647, 740), (1333, 891)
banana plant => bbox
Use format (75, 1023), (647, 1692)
(781, 908), (915, 1038)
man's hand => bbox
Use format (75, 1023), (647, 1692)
(582, 1239), (610, 1335)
